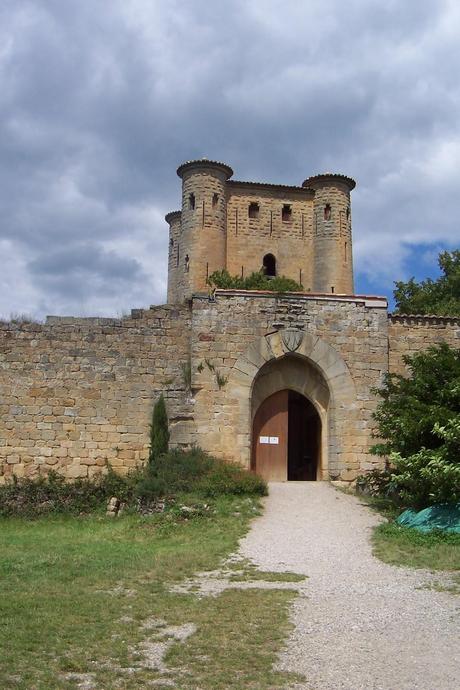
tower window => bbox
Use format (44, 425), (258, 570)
(170, 238), (174, 247)
(263, 253), (276, 277)
(184, 254), (190, 272)
(346, 206), (350, 220)
(212, 193), (219, 208)
(248, 202), (260, 219)
(282, 204), (292, 222)
(189, 193), (195, 210)
(324, 204), (331, 221)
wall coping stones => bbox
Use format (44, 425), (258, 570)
(194, 290), (388, 308)
(389, 314), (460, 325)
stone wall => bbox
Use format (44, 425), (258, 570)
(0, 306), (190, 483)
(225, 183), (314, 289)
(2, 293), (460, 486)
(388, 314), (460, 375)
(188, 291), (389, 480)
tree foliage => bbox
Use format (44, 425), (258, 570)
(371, 344), (460, 507)
(393, 249), (460, 316)
(149, 394), (169, 465)
(207, 269), (302, 293)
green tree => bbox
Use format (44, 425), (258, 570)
(149, 394), (169, 465)
(372, 344), (460, 507)
(394, 249), (460, 316)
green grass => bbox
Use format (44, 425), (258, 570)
(356, 491), (460, 591)
(372, 522), (460, 572)
(0, 496), (301, 690)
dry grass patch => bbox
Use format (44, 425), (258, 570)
(0, 496), (302, 689)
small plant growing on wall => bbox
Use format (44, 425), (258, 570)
(215, 370), (228, 389)
(149, 394), (170, 466)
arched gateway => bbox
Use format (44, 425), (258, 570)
(227, 329), (357, 481)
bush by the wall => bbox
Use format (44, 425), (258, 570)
(207, 269), (302, 293)
(0, 468), (139, 518)
(136, 447), (267, 501)
(355, 468), (394, 498)
(370, 343), (460, 508)
(386, 419), (460, 508)
(1, 449), (267, 518)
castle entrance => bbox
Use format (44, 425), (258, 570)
(252, 389), (321, 481)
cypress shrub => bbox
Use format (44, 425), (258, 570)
(149, 394), (170, 465)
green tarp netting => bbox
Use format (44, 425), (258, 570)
(396, 503), (460, 533)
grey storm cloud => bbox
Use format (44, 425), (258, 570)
(29, 244), (142, 282)
(0, 0), (459, 319)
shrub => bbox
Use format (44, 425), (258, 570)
(387, 420), (460, 509)
(0, 468), (139, 518)
(136, 447), (267, 501)
(0, 450), (267, 518)
(196, 461), (268, 498)
(355, 468), (394, 498)
(149, 394), (169, 464)
(207, 269), (302, 293)
(371, 344), (460, 508)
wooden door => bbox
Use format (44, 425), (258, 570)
(252, 390), (288, 481)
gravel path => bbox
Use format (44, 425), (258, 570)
(239, 482), (459, 690)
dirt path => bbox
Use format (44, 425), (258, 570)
(239, 482), (459, 690)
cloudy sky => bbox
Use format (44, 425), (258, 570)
(1, 0), (459, 319)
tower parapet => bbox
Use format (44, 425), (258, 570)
(303, 173), (355, 294)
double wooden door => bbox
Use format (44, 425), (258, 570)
(252, 389), (320, 481)
(252, 390), (289, 481)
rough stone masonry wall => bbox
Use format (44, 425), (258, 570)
(225, 185), (314, 289)
(0, 306), (191, 483)
(187, 292), (389, 480)
(388, 314), (460, 375)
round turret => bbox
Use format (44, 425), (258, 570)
(302, 173), (355, 294)
(175, 159), (233, 300)
(165, 210), (182, 303)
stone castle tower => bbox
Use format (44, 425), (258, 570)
(166, 159), (355, 302)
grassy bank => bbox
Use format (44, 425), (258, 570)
(354, 493), (460, 589)
(0, 496), (300, 690)
(372, 522), (460, 571)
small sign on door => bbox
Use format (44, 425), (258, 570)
(259, 436), (279, 445)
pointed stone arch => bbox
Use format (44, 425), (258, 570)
(226, 329), (358, 480)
